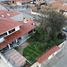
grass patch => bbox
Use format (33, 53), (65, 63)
(23, 37), (63, 64)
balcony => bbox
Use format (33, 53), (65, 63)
(10, 34), (30, 48)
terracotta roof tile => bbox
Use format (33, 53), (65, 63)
(0, 18), (23, 35)
(49, 1), (67, 11)
(0, 10), (20, 17)
(37, 46), (60, 63)
(0, 22), (35, 49)
(61, 4), (67, 11)
(10, 0), (31, 2)
(49, 1), (63, 9)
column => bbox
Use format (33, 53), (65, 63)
(8, 44), (11, 49)
(16, 39), (18, 43)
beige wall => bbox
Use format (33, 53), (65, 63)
(36, 0), (45, 5)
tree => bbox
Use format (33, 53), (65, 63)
(30, 9), (66, 45)
(36, 9), (66, 39)
(46, 10), (66, 39)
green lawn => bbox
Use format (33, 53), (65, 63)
(23, 37), (63, 64)
(23, 42), (43, 63)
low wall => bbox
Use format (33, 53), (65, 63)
(0, 53), (14, 67)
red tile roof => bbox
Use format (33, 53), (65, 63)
(60, 4), (67, 11)
(49, 1), (67, 11)
(37, 46), (60, 63)
(0, 18), (23, 35)
(0, 22), (35, 49)
(0, 10), (20, 17)
(10, 0), (31, 2)
(49, 1), (63, 9)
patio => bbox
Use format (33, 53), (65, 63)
(3, 49), (26, 67)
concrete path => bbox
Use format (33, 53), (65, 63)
(16, 42), (29, 54)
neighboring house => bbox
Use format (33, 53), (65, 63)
(31, 46), (60, 67)
(0, 0), (32, 3)
(0, 0), (32, 6)
(0, 10), (33, 21)
(8, 0), (32, 6)
(0, 0), (8, 2)
(11, 13), (33, 21)
(48, 1), (67, 16)
(0, 17), (35, 50)
(0, 10), (20, 17)
(35, 0), (46, 5)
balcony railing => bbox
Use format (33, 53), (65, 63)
(12, 34), (30, 48)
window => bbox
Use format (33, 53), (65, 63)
(0, 32), (7, 37)
(9, 29), (15, 34)
(12, 1), (14, 3)
(28, 30), (33, 34)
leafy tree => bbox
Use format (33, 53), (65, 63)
(46, 10), (66, 39)
(36, 9), (66, 39)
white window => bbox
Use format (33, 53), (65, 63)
(9, 29), (15, 34)
(15, 26), (20, 31)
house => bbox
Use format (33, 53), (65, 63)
(0, 9), (35, 67)
(31, 46), (60, 67)
(0, 10), (20, 17)
(8, 0), (32, 6)
(34, 0), (46, 5)
(0, 10), (33, 21)
(0, 17), (35, 50)
(48, 1), (63, 10)
(50, 1), (67, 17)
(11, 12), (33, 21)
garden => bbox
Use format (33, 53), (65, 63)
(20, 10), (66, 64)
